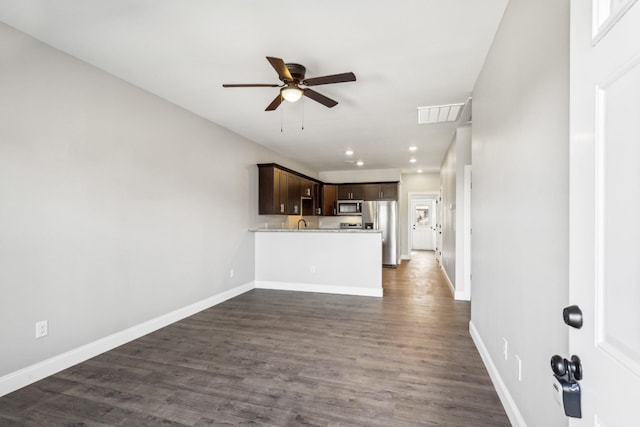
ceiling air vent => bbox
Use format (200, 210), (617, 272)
(417, 103), (464, 124)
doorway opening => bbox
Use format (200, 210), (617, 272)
(407, 192), (439, 261)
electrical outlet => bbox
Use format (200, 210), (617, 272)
(35, 320), (48, 338)
(229, 269), (234, 278)
(516, 355), (522, 381)
(502, 337), (508, 360)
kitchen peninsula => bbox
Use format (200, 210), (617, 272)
(251, 228), (383, 297)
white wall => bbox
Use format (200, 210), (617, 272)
(470, 0), (569, 425)
(440, 135), (456, 283)
(439, 127), (471, 292)
(0, 24), (315, 380)
(398, 173), (440, 259)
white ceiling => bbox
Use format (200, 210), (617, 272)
(0, 0), (508, 174)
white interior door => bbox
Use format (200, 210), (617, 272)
(570, 0), (640, 424)
(436, 190), (443, 263)
(410, 198), (435, 250)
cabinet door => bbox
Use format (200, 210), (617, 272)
(286, 173), (300, 215)
(351, 184), (365, 200)
(323, 185), (337, 216)
(312, 183), (320, 215)
(337, 185), (352, 200)
(258, 165), (285, 214)
(362, 183), (398, 201)
(338, 184), (366, 200)
(363, 184), (380, 201)
(380, 183), (398, 200)
(275, 168), (287, 214)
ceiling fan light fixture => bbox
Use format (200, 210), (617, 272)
(281, 86), (303, 102)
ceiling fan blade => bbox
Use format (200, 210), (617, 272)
(266, 56), (293, 82)
(303, 72), (356, 86)
(222, 83), (280, 87)
(265, 94), (283, 111)
(303, 88), (338, 108)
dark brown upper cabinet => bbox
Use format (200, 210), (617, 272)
(338, 184), (366, 200)
(258, 164), (321, 215)
(259, 165), (286, 214)
(364, 183), (398, 201)
(258, 164), (398, 215)
(322, 184), (338, 216)
(286, 174), (301, 215)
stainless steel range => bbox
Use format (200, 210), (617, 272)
(339, 222), (362, 229)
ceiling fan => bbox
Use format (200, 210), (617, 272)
(222, 56), (356, 111)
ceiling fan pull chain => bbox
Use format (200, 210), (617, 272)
(301, 98), (305, 130)
(280, 95), (283, 133)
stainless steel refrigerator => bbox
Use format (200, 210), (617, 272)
(362, 201), (398, 267)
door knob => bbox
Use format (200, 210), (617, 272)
(563, 305), (583, 329)
(551, 354), (582, 381)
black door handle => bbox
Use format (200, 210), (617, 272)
(551, 354), (582, 418)
(551, 354), (582, 381)
(563, 305), (583, 329)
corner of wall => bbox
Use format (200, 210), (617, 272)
(469, 321), (527, 427)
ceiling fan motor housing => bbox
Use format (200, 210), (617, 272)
(285, 63), (306, 83)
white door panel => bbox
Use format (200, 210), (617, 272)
(570, 0), (640, 424)
(410, 198), (435, 251)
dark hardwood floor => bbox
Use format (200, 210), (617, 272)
(0, 251), (509, 426)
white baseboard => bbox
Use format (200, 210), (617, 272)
(440, 265), (456, 297)
(255, 280), (383, 297)
(469, 320), (527, 427)
(439, 265), (470, 301)
(400, 254), (411, 261)
(455, 289), (471, 301)
(0, 282), (254, 398)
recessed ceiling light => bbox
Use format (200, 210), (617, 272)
(409, 146), (417, 152)
(356, 160), (364, 166)
(417, 169), (423, 173)
(345, 150), (354, 156)
(409, 158), (417, 163)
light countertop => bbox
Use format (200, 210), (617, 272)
(249, 228), (381, 233)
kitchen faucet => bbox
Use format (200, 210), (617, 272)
(297, 218), (307, 229)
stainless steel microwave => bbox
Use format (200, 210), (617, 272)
(337, 200), (363, 215)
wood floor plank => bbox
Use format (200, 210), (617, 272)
(0, 251), (510, 426)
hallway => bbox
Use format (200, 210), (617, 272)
(383, 250), (454, 299)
